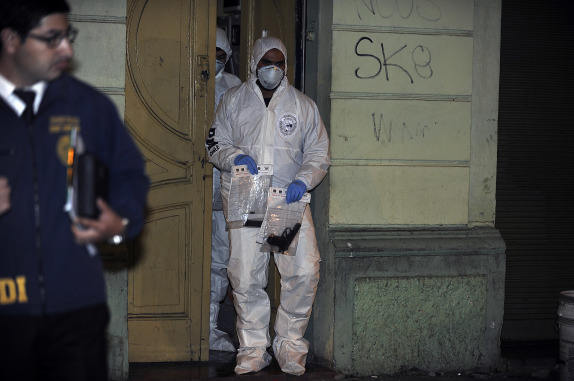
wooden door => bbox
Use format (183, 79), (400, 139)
(125, 0), (215, 362)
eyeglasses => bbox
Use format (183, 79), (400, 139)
(26, 27), (78, 48)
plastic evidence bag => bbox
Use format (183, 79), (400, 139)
(256, 187), (310, 256)
(226, 164), (273, 229)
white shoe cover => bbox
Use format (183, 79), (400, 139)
(209, 327), (236, 352)
(273, 336), (308, 376)
(234, 347), (272, 375)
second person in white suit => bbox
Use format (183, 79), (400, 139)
(209, 27), (242, 353)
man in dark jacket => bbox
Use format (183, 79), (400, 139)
(0, 1), (149, 380)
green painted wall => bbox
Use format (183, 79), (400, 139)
(306, 0), (504, 376)
(329, 0), (476, 227)
(353, 275), (486, 374)
(329, 229), (506, 376)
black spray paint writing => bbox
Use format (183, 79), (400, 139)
(372, 112), (431, 143)
(355, 37), (433, 83)
(354, 0), (442, 22)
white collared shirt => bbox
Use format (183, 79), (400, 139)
(0, 73), (47, 117)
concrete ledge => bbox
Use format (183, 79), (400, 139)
(331, 226), (506, 257)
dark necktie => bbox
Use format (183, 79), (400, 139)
(13, 89), (36, 124)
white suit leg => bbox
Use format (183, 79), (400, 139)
(228, 227), (272, 374)
(272, 206), (321, 375)
(209, 210), (236, 352)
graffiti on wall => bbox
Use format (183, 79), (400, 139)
(353, 0), (442, 22)
(355, 37), (433, 83)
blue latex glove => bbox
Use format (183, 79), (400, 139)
(234, 154), (258, 175)
(286, 180), (307, 204)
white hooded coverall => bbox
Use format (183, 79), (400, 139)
(210, 27), (242, 352)
(206, 36), (330, 375)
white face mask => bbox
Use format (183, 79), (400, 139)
(257, 65), (284, 90)
(215, 60), (225, 76)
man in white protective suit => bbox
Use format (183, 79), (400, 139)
(209, 27), (242, 352)
(205, 35), (330, 375)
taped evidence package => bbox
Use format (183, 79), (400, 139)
(257, 187), (311, 256)
(226, 164), (273, 229)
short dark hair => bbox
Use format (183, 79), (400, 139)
(0, 0), (70, 50)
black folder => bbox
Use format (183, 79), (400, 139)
(75, 152), (108, 219)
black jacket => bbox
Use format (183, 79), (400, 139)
(0, 74), (148, 316)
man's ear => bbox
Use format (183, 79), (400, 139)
(1, 28), (22, 54)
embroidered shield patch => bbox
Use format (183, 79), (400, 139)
(278, 114), (297, 137)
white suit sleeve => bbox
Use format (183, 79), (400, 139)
(296, 101), (331, 191)
(206, 91), (244, 172)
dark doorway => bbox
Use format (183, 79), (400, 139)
(496, 0), (574, 341)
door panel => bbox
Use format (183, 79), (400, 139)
(239, 0), (297, 83)
(126, 0), (214, 362)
